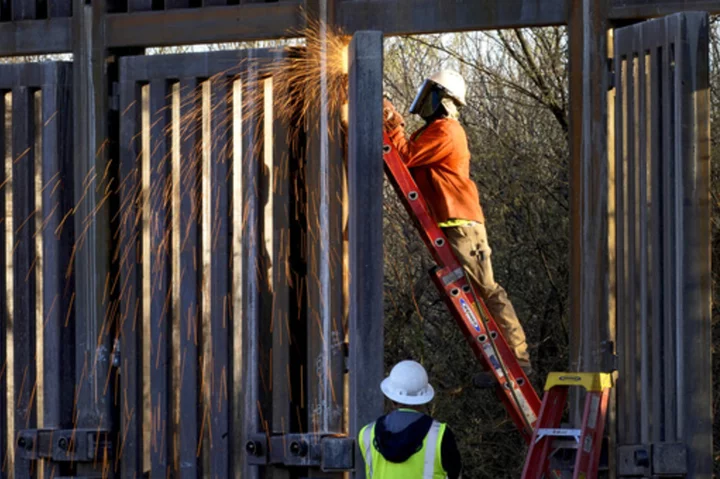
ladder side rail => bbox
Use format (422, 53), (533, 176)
(572, 388), (611, 478)
(521, 387), (570, 479)
(430, 268), (539, 439)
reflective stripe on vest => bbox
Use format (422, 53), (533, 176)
(423, 421), (442, 479)
(363, 425), (374, 477)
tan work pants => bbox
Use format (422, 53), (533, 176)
(443, 222), (530, 364)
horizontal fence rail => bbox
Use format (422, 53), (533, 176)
(2, 1), (720, 56)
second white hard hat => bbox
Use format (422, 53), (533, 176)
(380, 360), (435, 406)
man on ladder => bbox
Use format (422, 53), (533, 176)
(358, 360), (463, 478)
(384, 70), (532, 376)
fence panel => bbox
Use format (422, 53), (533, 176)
(0, 62), (74, 478)
(613, 12), (711, 478)
(118, 48), (302, 478)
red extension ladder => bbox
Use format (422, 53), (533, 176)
(382, 131), (541, 441)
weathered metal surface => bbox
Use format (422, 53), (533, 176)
(567, 0), (612, 378)
(611, 0), (720, 19)
(118, 49), (293, 478)
(347, 30), (384, 479)
(613, 12), (711, 478)
(304, 76), (345, 445)
(12, 84), (38, 479)
(72, 3), (114, 478)
(0, 61), (74, 478)
(4, 0), (720, 56)
(105, 3), (304, 48)
(338, 0), (567, 34)
(0, 18), (73, 56)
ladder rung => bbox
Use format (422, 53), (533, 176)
(535, 428), (581, 444)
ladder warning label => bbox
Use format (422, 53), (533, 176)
(516, 394), (538, 424)
(481, 343), (504, 378)
(459, 298), (482, 332)
(587, 395), (600, 429)
(583, 436), (593, 453)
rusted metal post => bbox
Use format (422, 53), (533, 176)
(347, 30), (384, 479)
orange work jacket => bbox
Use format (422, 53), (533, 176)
(388, 118), (485, 225)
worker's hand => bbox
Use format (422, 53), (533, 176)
(383, 98), (405, 132)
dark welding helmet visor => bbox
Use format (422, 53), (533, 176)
(409, 79), (445, 118)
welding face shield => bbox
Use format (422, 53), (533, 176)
(409, 79), (442, 119)
(409, 79), (462, 120)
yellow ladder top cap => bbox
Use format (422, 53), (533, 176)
(544, 372), (614, 392)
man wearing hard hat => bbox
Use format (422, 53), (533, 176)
(384, 70), (531, 375)
(358, 360), (462, 478)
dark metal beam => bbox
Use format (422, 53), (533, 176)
(0, 18), (71, 56)
(610, 1), (720, 20)
(337, 0), (567, 34)
(105, 2), (304, 48)
(4, 0), (720, 57)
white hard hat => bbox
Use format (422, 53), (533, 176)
(409, 69), (467, 118)
(428, 69), (467, 106)
(380, 360), (435, 406)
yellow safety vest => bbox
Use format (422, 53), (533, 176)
(358, 418), (448, 479)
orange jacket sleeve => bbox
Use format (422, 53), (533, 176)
(388, 121), (454, 169)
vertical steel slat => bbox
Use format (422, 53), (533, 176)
(669, 16), (685, 441)
(11, 0), (35, 20)
(626, 47), (639, 445)
(240, 61), (261, 479)
(148, 79), (171, 478)
(40, 66), (76, 479)
(12, 86), (37, 478)
(269, 75), (293, 438)
(39, 72), (60, 438)
(119, 75), (143, 478)
(0, 90), (7, 479)
(208, 76), (230, 477)
(230, 74), (244, 479)
(637, 43), (650, 446)
(649, 42), (663, 445)
(305, 73), (345, 438)
(613, 37), (626, 445)
(267, 70), (294, 479)
(660, 28), (677, 442)
(679, 13), (712, 476)
(175, 77), (199, 476)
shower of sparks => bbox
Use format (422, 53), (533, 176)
(0, 13), (361, 478)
